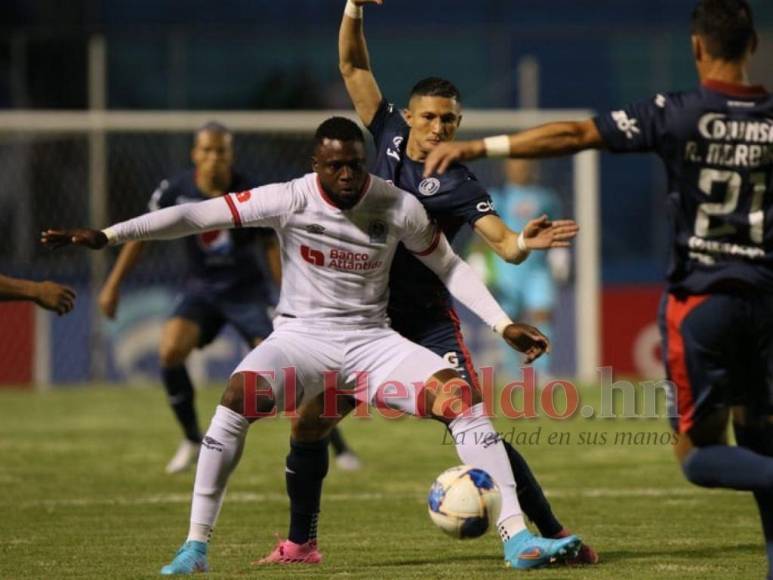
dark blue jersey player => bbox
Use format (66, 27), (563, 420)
(425, 0), (773, 575)
(99, 123), (277, 474)
(257, 0), (594, 569)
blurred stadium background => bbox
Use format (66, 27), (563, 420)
(0, 0), (771, 388)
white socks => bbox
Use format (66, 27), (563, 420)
(448, 402), (526, 541)
(187, 405), (249, 543)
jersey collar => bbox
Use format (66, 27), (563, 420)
(315, 174), (373, 211)
(702, 79), (768, 98)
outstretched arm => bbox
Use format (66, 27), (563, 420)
(424, 119), (604, 176)
(339, 0), (384, 126)
(41, 195), (236, 250)
(473, 214), (579, 265)
(0, 274), (76, 315)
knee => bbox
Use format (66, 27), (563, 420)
(291, 415), (338, 443)
(220, 372), (275, 418)
(428, 375), (482, 422)
(159, 343), (190, 368)
(681, 447), (720, 488)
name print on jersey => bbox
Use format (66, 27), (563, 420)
(300, 244), (384, 272)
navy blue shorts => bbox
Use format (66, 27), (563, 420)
(171, 291), (273, 348)
(659, 292), (773, 434)
(390, 307), (481, 389)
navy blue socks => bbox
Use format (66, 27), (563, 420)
(161, 365), (201, 443)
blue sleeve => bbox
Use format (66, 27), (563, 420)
(367, 99), (407, 149)
(594, 94), (669, 153)
(450, 181), (498, 226)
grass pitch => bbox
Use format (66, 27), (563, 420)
(0, 384), (764, 579)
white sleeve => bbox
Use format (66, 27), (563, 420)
(103, 182), (294, 245)
(400, 195), (512, 334)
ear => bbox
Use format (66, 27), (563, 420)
(311, 156), (318, 173)
(402, 108), (413, 127)
(750, 31), (759, 55)
(456, 113), (463, 128)
(691, 35), (703, 62)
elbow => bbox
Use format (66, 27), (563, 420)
(339, 61), (355, 79)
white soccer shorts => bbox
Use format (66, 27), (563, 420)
(231, 318), (450, 416)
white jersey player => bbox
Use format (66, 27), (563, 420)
(42, 117), (581, 573)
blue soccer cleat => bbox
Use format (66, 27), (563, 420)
(160, 541), (208, 575)
(504, 529), (581, 570)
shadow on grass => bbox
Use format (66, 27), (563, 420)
(598, 543), (760, 563)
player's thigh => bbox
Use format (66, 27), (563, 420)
(165, 293), (224, 354)
(659, 292), (745, 443)
(414, 314), (482, 390)
(233, 322), (341, 415)
(345, 327), (464, 417)
(219, 297), (274, 347)
(159, 318), (202, 366)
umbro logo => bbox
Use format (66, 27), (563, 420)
(202, 436), (224, 452)
(305, 224), (326, 234)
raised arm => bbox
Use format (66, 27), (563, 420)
(338, 0), (384, 126)
(424, 119), (604, 176)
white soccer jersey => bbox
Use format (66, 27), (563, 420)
(223, 173), (439, 326)
(104, 172), (510, 332)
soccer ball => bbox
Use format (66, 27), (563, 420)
(427, 465), (502, 539)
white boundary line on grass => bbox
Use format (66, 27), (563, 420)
(17, 487), (722, 509)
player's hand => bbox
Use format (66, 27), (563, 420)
(503, 323), (550, 364)
(32, 281), (76, 316)
(423, 140), (486, 177)
(98, 285), (120, 319)
(522, 215), (579, 250)
(41, 228), (108, 250)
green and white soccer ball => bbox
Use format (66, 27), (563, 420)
(427, 465), (502, 539)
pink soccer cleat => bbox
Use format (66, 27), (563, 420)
(254, 537), (323, 565)
(553, 528), (600, 565)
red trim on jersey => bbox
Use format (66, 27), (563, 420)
(223, 194), (242, 228)
(411, 228), (441, 257)
(665, 294), (709, 434)
(702, 79), (768, 98)
(447, 307), (482, 392)
(315, 175), (372, 209)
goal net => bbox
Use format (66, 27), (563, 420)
(0, 110), (598, 388)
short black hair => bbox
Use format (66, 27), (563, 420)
(691, 0), (756, 61)
(314, 116), (364, 146)
(195, 121), (231, 138)
(409, 77), (461, 102)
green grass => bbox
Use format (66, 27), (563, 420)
(0, 384), (765, 579)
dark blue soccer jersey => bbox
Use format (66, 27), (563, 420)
(594, 80), (773, 294)
(368, 100), (497, 315)
(148, 169), (272, 295)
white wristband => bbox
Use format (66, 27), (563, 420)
(102, 227), (118, 246)
(483, 135), (510, 158)
(517, 231), (530, 254)
(494, 317), (514, 336)
(344, 0), (363, 18)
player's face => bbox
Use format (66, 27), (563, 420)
(405, 96), (462, 155)
(192, 131), (234, 180)
(312, 138), (368, 209)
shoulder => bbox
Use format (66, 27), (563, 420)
(367, 175), (425, 218)
(367, 99), (409, 141)
(148, 170), (193, 210)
